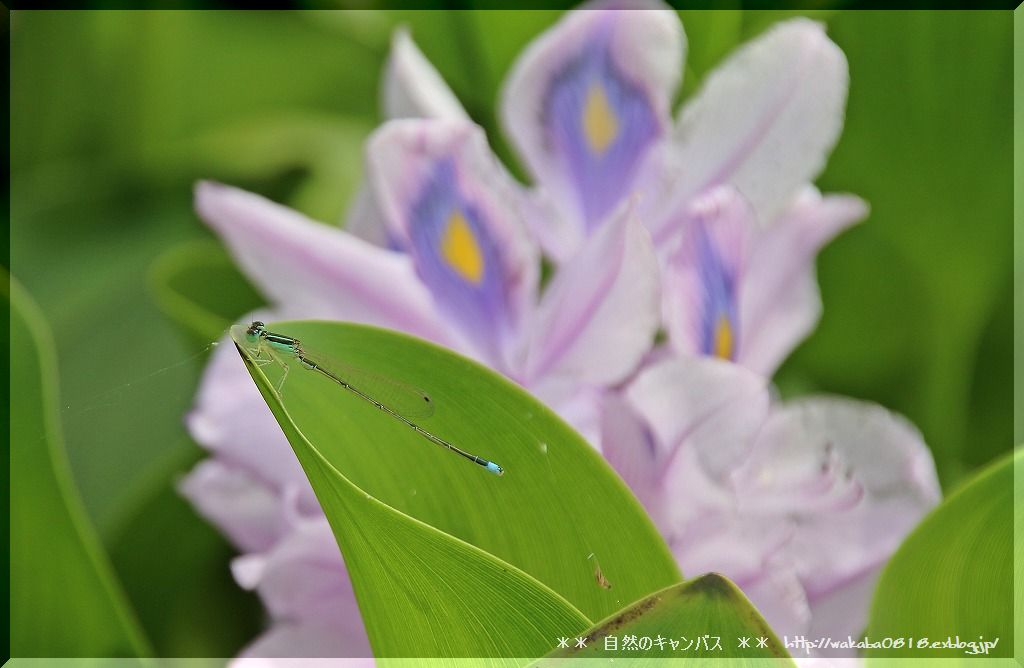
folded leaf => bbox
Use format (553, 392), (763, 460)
(233, 320), (682, 657)
(866, 449), (1016, 658)
(149, 240), (264, 345)
(9, 275), (152, 657)
(544, 573), (792, 662)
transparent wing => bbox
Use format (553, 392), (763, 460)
(304, 349), (436, 420)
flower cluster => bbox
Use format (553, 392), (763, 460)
(181, 3), (939, 658)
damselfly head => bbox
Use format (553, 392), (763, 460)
(246, 321), (267, 342)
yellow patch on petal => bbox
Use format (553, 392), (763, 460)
(582, 83), (618, 155)
(714, 314), (734, 360)
(441, 210), (484, 284)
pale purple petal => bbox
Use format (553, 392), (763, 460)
(520, 204), (659, 387)
(658, 442), (738, 550)
(660, 186), (753, 362)
(671, 504), (792, 586)
(806, 566), (881, 654)
(178, 459), (288, 554)
(739, 565), (812, 640)
(194, 181), (459, 350)
(344, 29), (468, 250)
(738, 187), (867, 375)
(237, 620), (371, 660)
(670, 19), (849, 224)
(733, 396), (940, 599)
(600, 386), (733, 542)
(599, 392), (661, 507)
(529, 380), (605, 449)
(366, 119), (539, 369)
(624, 355), (769, 477)
(233, 659), (373, 668)
(517, 187), (585, 266)
(616, 355), (771, 560)
(501, 1), (683, 234)
(231, 518), (362, 629)
(343, 185), (393, 249)
(620, 373), (938, 653)
(382, 28), (469, 121)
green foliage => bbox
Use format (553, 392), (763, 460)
(8, 276), (151, 657)
(233, 320), (681, 656)
(544, 574), (791, 662)
(106, 442), (264, 657)
(8, 9), (1014, 659)
(778, 11), (1013, 490)
(149, 239), (264, 347)
(867, 449), (1017, 658)
(1014, 8), (1024, 452)
(155, 114), (374, 222)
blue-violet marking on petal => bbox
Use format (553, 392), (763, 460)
(407, 159), (510, 353)
(544, 30), (660, 230)
(693, 221), (740, 360)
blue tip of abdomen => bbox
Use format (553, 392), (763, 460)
(486, 461), (504, 476)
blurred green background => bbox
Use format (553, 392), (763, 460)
(9, 9), (1013, 657)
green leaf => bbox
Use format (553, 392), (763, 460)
(11, 194), (219, 535)
(152, 114), (374, 223)
(233, 320), (682, 657)
(377, 10), (558, 178)
(1015, 6), (1024, 447)
(9, 275), (152, 657)
(544, 574), (791, 662)
(12, 12), (384, 175)
(779, 12), (1013, 488)
(678, 10), (744, 84)
(149, 239), (265, 347)
(739, 10), (841, 42)
(107, 441), (264, 657)
(866, 448), (1017, 658)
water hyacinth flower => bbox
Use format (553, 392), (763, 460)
(522, 9), (860, 376)
(661, 184), (866, 374)
(180, 3), (938, 659)
(183, 145), (658, 656)
(360, 5), (865, 375)
(601, 356), (940, 646)
(183, 101), (659, 661)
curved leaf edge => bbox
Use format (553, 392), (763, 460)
(8, 274), (154, 658)
(148, 238), (259, 343)
(234, 317), (681, 578)
(233, 333), (596, 657)
(541, 573), (792, 661)
(866, 447), (1019, 658)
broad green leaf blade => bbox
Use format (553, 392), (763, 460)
(303, 449), (590, 659)
(237, 333), (588, 658)
(234, 320), (682, 657)
(544, 574), (791, 662)
(9, 276), (152, 657)
(866, 449), (1017, 658)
